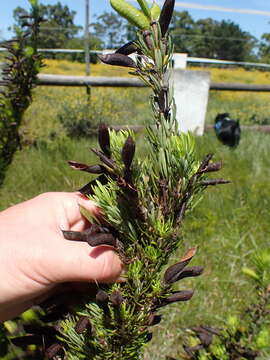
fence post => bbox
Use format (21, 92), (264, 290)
(174, 70), (211, 135)
(173, 53), (187, 69)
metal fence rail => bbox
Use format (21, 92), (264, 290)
(1, 74), (270, 92)
(31, 74), (270, 92)
(1, 47), (270, 69)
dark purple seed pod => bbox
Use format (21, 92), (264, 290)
(145, 332), (153, 342)
(158, 88), (167, 113)
(79, 174), (108, 195)
(191, 327), (213, 347)
(164, 247), (197, 284)
(83, 224), (103, 236)
(159, 0), (175, 36)
(98, 123), (111, 157)
(96, 290), (109, 303)
(45, 343), (64, 359)
(201, 162), (222, 173)
(11, 335), (42, 347)
(91, 148), (116, 169)
(165, 265), (203, 284)
(148, 314), (162, 326)
(165, 290), (194, 303)
(121, 136), (136, 170)
(62, 230), (85, 242)
(98, 53), (137, 68)
(201, 179), (231, 186)
(40, 306), (69, 323)
(164, 262), (189, 284)
(86, 233), (116, 247)
(115, 41), (137, 55)
(198, 153), (213, 172)
(23, 325), (57, 337)
(68, 161), (106, 174)
(75, 316), (91, 334)
(175, 266), (204, 281)
(110, 291), (124, 306)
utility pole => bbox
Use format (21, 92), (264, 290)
(85, 0), (90, 76)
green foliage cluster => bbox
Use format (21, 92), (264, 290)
(48, 1), (229, 359)
(12, 2), (81, 50)
(0, 1), (43, 185)
(180, 249), (270, 360)
(5, 1), (228, 359)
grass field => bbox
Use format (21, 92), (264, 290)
(21, 60), (270, 142)
(1, 60), (270, 359)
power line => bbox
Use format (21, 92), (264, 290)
(172, 34), (253, 42)
(174, 2), (270, 17)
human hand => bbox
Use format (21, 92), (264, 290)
(0, 192), (123, 322)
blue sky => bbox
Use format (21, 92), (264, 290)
(1, 0), (270, 40)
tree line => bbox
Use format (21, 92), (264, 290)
(10, 2), (270, 63)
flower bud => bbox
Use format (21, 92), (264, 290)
(96, 290), (109, 303)
(68, 161), (106, 174)
(79, 174), (108, 195)
(62, 230), (85, 242)
(45, 343), (64, 359)
(75, 316), (91, 334)
(86, 233), (116, 247)
(110, 291), (124, 306)
(116, 41), (137, 55)
(159, 0), (175, 36)
(201, 179), (230, 186)
(98, 123), (111, 157)
(98, 53), (136, 68)
(202, 162), (222, 173)
(166, 290), (194, 303)
(164, 247), (197, 284)
(148, 314), (162, 326)
(121, 136), (136, 170)
(91, 148), (116, 169)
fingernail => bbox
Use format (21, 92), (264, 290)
(116, 268), (127, 283)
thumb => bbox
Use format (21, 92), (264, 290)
(46, 239), (124, 284)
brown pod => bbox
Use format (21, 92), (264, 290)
(96, 290), (109, 303)
(166, 290), (194, 303)
(23, 325), (57, 337)
(79, 174), (108, 195)
(45, 343), (64, 359)
(75, 316), (91, 334)
(110, 291), (124, 306)
(201, 179), (231, 186)
(164, 247), (197, 284)
(11, 335), (43, 347)
(176, 266), (204, 281)
(86, 233), (116, 247)
(198, 153), (213, 172)
(115, 41), (137, 55)
(202, 162), (222, 173)
(121, 136), (136, 170)
(192, 327), (213, 347)
(91, 148), (116, 169)
(159, 0), (175, 36)
(62, 230), (85, 242)
(98, 123), (111, 157)
(148, 314), (162, 326)
(158, 88), (167, 113)
(68, 161), (106, 174)
(98, 53), (137, 68)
